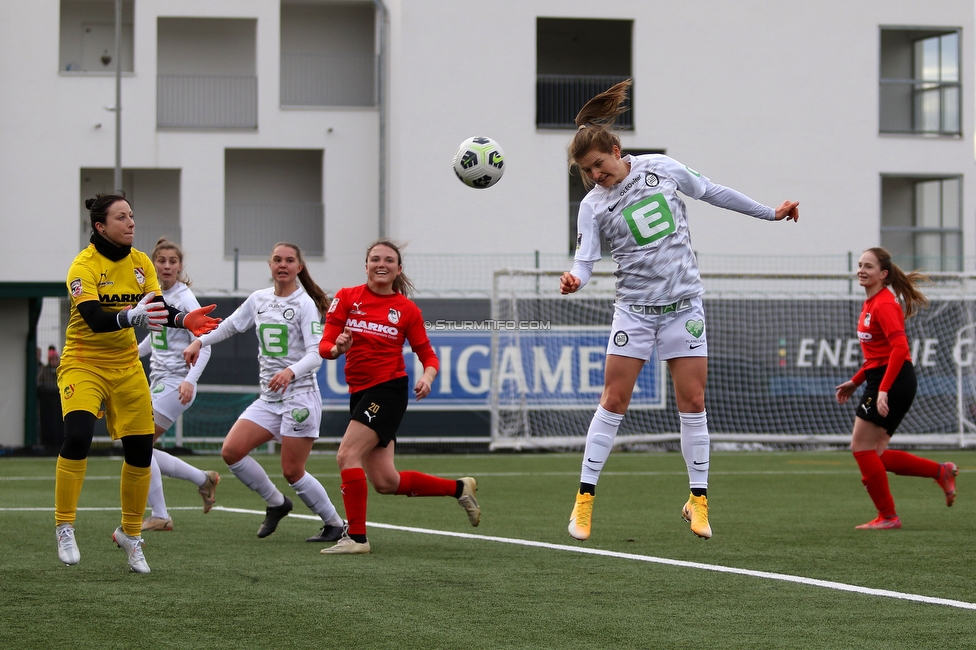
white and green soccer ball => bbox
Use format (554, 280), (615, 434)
(452, 136), (505, 189)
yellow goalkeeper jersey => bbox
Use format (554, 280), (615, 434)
(62, 244), (160, 368)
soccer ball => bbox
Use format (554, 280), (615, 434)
(452, 136), (505, 189)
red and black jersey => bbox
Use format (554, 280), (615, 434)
(320, 284), (438, 392)
(852, 287), (911, 392)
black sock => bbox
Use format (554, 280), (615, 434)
(350, 534), (368, 543)
(579, 483), (596, 496)
(691, 488), (707, 497)
(454, 480), (463, 499)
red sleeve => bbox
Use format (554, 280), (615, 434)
(877, 301), (909, 392)
(405, 307), (439, 372)
(319, 292), (348, 358)
(851, 367), (866, 386)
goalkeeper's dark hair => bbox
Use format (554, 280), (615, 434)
(366, 239), (415, 297)
(272, 242), (331, 318)
(85, 191), (129, 236)
(866, 247), (930, 319)
(569, 79), (633, 189)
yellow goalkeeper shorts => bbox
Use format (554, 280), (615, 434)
(57, 362), (154, 439)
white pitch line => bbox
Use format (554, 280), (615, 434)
(210, 506), (976, 612)
(5, 503), (975, 610)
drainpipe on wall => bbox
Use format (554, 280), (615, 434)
(374, 0), (388, 239)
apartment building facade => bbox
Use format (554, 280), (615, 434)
(0, 0), (973, 446)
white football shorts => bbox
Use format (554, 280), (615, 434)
(238, 390), (322, 441)
(606, 296), (708, 361)
(150, 377), (197, 430)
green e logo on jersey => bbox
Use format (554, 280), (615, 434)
(622, 193), (676, 246)
(259, 324), (289, 357)
(150, 328), (168, 350)
(311, 321), (322, 337)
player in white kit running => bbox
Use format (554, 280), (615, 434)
(184, 242), (344, 543)
(561, 80), (799, 541)
(139, 239), (220, 532)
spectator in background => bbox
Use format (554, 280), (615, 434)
(38, 346), (63, 451)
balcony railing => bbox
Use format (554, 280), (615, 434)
(537, 74), (632, 129)
(879, 78), (961, 135)
(157, 74), (258, 129)
(224, 201), (324, 257)
(281, 52), (376, 107)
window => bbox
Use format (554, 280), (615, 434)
(568, 149), (664, 255)
(880, 28), (961, 135)
(79, 169), (181, 252)
(881, 175), (961, 271)
(224, 149), (324, 257)
(537, 18), (632, 129)
(59, 0), (134, 73)
(280, 2), (376, 107)
(157, 18), (257, 129)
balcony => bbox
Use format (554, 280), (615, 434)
(157, 74), (257, 129)
(280, 52), (376, 107)
(879, 78), (961, 135)
(537, 74), (633, 129)
(224, 202), (324, 257)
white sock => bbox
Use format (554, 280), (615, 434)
(147, 454), (169, 520)
(580, 405), (624, 486)
(153, 448), (207, 486)
(290, 472), (343, 526)
(680, 410), (710, 490)
(228, 456), (285, 507)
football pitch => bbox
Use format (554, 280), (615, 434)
(1, 450), (974, 649)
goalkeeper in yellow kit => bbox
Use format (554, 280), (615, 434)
(55, 192), (220, 573)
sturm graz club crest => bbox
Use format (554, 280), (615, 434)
(613, 331), (629, 347)
(283, 308), (295, 321)
(645, 173), (660, 188)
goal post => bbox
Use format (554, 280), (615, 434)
(489, 268), (976, 450)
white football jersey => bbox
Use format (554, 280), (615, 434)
(142, 282), (208, 387)
(575, 154), (774, 305)
(198, 286), (323, 401)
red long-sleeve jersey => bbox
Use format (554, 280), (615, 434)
(320, 284), (438, 393)
(851, 287), (911, 392)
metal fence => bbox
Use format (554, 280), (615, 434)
(157, 74), (258, 129)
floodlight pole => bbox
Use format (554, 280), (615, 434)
(374, 0), (388, 239)
(114, 0), (122, 192)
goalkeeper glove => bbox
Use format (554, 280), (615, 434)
(119, 293), (168, 331)
(176, 304), (221, 336)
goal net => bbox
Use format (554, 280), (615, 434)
(490, 269), (976, 450)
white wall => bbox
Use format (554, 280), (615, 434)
(0, 0), (379, 295)
(383, 0), (976, 263)
(0, 0), (973, 283)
